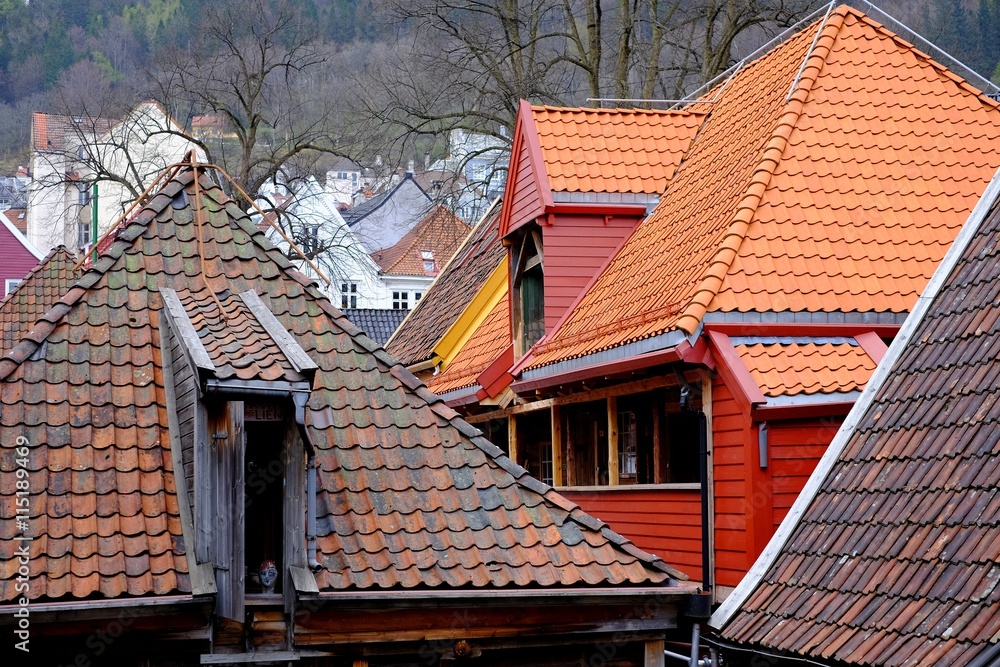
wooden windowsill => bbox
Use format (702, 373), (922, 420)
(556, 483), (701, 492)
(245, 593), (283, 606)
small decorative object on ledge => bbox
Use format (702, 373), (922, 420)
(259, 560), (278, 594)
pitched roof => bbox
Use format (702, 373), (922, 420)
(31, 111), (117, 152)
(0, 162), (686, 604)
(342, 308), (409, 346)
(427, 290), (510, 396)
(387, 201), (504, 367)
(733, 337), (877, 398)
(530, 106), (707, 195)
(524, 6), (1000, 373)
(371, 205), (470, 276)
(0, 246), (79, 355)
(342, 173), (430, 225)
(711, 172), (1000, 666)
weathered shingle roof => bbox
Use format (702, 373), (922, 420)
(525, 6), (1000, 373)
(712, 172), (1000, 666)
(342, 308), (409, 346)
(0, 163), (686, 604)
(0, 246), (78, 356)
(371, 205), (470, 276)
(387, 201), (504, 367)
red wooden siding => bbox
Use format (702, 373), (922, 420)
(560, 487), (703, 580)
(767, 418), (841, 528)
(0, 223), (40, 295)
(501, 128), (546, 237)
(542, 215), (640, 332)
(712, 378), (751, 589)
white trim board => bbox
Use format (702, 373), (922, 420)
(709, 165), (1000, 630)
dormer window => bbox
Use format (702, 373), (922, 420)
(511, 225), (544, 357)
(421, 250), (435, 273)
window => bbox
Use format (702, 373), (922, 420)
(244, 420), (286, 594)
(340, 282), (358, 309)
(618, 410), (638, 478)
(421, 250), (436, 273)
(78, 221), (91, 250)
(77, 182), (90, 207)
(302, 223), (320, 255)
(414, 292), (422, 302)
(5, 279), (20, 296)
(392, 291), (409, 310)
(511, 227), (544, 357)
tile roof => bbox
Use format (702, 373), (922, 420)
(734, 338), (876, 398)
(386, 201), (504, 366)
(525, 6), (1000, 372)
(0, 246), (78, 355)
(371, 205), (470, 276)
(31, 111), (116, 152)
(342, 308), (409, 346)
(0, 162), (685, 604)
(427, 291), (510, 395)
(531, 106), (707, 195)
(713, 173), (1000, 666)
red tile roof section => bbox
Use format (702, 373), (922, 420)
(427, 293), (510, 395)
(0, 246), (78, 355)
(386, 203), (504, 366)
(0, 164), (685, 603)
(526, 7), (1000, 371)
(735, 341), (876, 397)
(371, 205), (470, 276)
(532, 106), (707, 194)
(717, 170), (1000, 667)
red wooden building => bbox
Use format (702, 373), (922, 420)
(0, 206), (43, 298)
(393, 5), (1000, 602)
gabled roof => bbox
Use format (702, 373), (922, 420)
(523, 6), (1000, 375)
(710, 171), (1000, 666)
(387, 200), (504, 367)
(427, 286), (510, 397)
(0, 162), (686, 605)
(342, 173), (431, 226)
(342, 308), (409, 346)
(371, 205), (470, 276)
(0, 246), (78, 355)
(531, 105), (707, 195)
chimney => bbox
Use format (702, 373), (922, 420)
(407, 159), (415, 175)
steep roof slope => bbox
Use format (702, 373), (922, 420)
(371, 205), (470, 276)
(387, 201), (504, 366)
(427, 289), (510, 396)
(342, 308), (410, 346)
(0, 163), (685, 604)
(526, 6), (1000, 372)
(712, 172), (1000, 666)
(0, 246), (78, 355)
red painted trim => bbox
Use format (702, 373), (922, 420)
(706, 331), (766, 416)
(547, 203), (649, 216)
(752, 400), (855, 421)
(679, 335), (715, 370)
(854, 330), (889, 365)
(445, 390), (481, 408)
(477, 343), (515, 398)
(704, 321), (902, 338)
(511, 343), (686, 393)
(523, 101), (555, 211)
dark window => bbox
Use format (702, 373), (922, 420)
(340, 282), (358, 309)
(511, 227), (544, 357)
(392, 291), (409, 310)
(244, 421), (285, 594)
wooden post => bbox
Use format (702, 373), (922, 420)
(652, 397), (663, 484)
(607, 396), (619, 485)
(551, 405), (563, 486)
(702, 370), (716, 600)
(508, 414), (519, 467)
(644, 639), (665, 667)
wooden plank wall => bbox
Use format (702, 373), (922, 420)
(542, 215), (640, 332)
(560, 488), (702, 579)
(711, 378), (750, 589)
(504, 134), (545, 234)
(165, 320), (200, 540)
(768, 418), (841, 528)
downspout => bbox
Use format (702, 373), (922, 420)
(91, 182), (98, 263)
(677, 380), (711, 595)
(292, 392), (322, 571)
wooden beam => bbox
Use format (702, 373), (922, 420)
(161, 287), (216, 374)
(465, 375), (679, 424)
(652, 399), (663, 485)
(508, 414), (519, 466)
(644, 639), (665, 667)
(240, 290), (318, 373)
(551, 405), (563, 486)
(607, 396), (619, 485)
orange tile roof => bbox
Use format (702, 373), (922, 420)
(734, 340), (876, 397)
(526, 6), (1000, 372)
(0, 246), (78, 355)
(531, 106), (707, 194)
(371, 205), (470, 276)
(427, 292), (510, 395)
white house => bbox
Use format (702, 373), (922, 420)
(27, 101), (202, 256)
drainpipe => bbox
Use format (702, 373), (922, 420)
(292, 392), (322, 571)
(91, 182), (98, 262)
(677, 381), (711, 595)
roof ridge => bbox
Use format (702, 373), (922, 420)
(0, 245), (72, 312)
(0, 169), (196, 382)
(673, 8), (846, 336)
